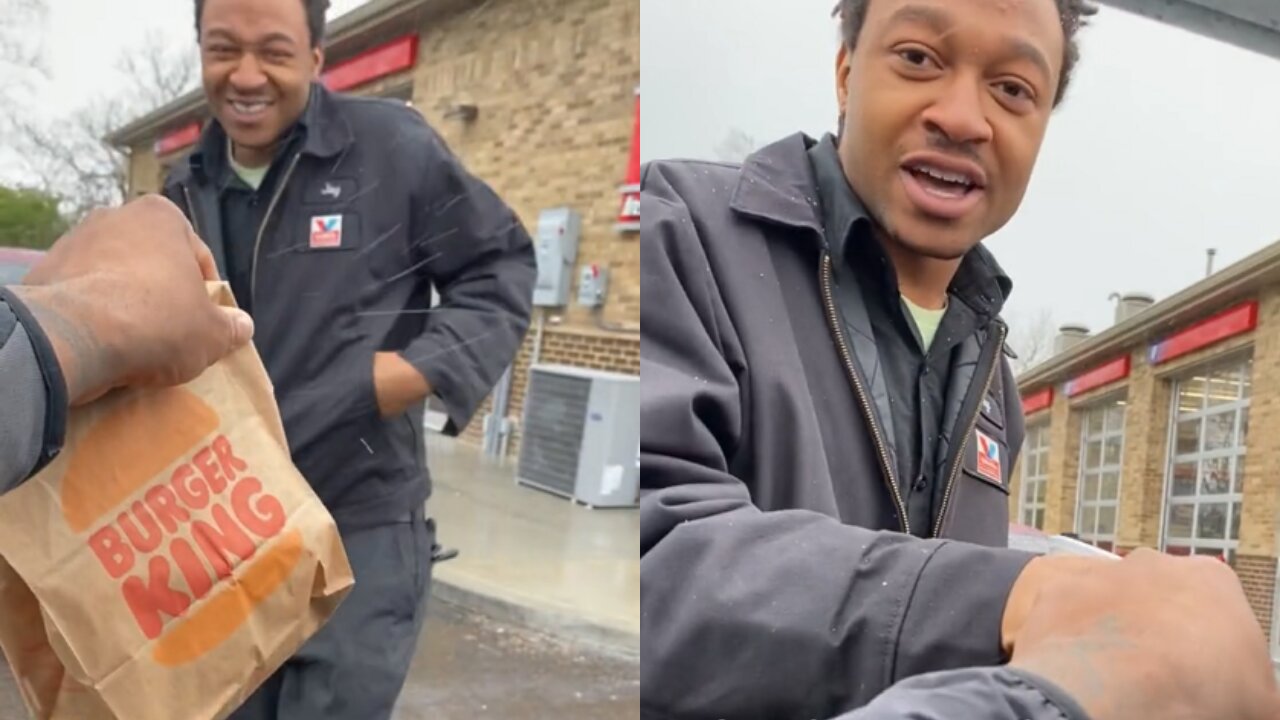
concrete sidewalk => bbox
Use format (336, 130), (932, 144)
(423, 435), (639, 655)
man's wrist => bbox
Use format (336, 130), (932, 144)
(1002, 556), (1103, 656)
(5, 284), (112, 407)
(373, 351), (433, 416)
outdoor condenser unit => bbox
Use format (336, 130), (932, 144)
(516, 364), (639, 508)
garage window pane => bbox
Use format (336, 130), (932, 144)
(1200, 457), (1231, 496)
(1101, 471), (1119, 501)
(1079, 506), (1097, 536)
(1166, 504), (1194, 539)
(1196, 503), (1228, 541)
(1097, 506), (1116, 536)
(1171, 462), (1197, 496)
(1178, 376), (1206, 414)
(1175, 419), (1200, 456)
(1204, 412), (1236, 452)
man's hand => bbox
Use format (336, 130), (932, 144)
(373, 351), (433, 417)
(10, 195), (254, 406)
(1008, 548), (1280, 720)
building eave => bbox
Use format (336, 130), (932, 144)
(1017, 237), (1280, 391)
(105, 0), (445, 148)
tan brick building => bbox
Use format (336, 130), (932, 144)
(1011, 239), (1280, 665)
(106, 0), (640, 458)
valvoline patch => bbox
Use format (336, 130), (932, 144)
(309, 215), (343, 249)
(975, 429), (1002, 484)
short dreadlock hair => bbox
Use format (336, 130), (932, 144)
(832, 0), (1097, 106)
(195, 0), (331, 49)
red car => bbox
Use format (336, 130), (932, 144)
(0, 247), (45, 285)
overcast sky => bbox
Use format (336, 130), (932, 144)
(641, 0), (1280, 345)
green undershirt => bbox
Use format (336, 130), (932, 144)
(902, 295), (947, 352)
(228, 140), (269, 191)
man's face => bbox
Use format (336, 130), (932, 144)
(836, 0), (1064, 259)
(198, 0), (323, 158)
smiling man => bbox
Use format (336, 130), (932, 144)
(640, 0), (1276, 718)
(164, 0), (535, 718)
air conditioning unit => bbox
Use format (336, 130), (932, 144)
(516, 364), (639, 508)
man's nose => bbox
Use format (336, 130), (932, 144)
(229, 54), (269, 93)
(920, 75), (993, 147)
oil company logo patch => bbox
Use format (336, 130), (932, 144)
(310, 215), (343, 248)
(975, 429), (1002, 484)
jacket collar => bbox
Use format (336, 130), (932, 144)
(186, 81), (354, 183)
(729, 131), (1014, 319)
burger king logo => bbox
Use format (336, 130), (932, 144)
(60, 387), (302, 667)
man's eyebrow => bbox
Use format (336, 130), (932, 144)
(1002, 36), (1053, 85)
(201, 29), (298, 47)
(883, 4), (954, 35)
(261, 32), (299, 47)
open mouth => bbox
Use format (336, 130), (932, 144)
(898, 155), (988, 221)
(904, 163), (980, 199)
(228, 99), (272, 121)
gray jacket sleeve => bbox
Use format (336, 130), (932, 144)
(397, 112), (536, 436)
(829, 667), (1090, 720)
(0, 290), (66, 494)
(640, 164), (1035, 719)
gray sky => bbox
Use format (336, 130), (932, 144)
(641, 0), (1280, 345)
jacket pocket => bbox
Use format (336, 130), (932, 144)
(942, 421), (1013, 544)
(959, 418), (1011, 494)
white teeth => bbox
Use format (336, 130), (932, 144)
(913, 164), (972, 186)
(231, 101), (267, 114)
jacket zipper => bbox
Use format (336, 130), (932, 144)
(820, 253), (909, 534)
(250, 151), (304, 310)
(932, 320), (1009, 538)
(182, 185), (203, 238)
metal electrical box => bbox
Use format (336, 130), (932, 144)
(517, 365), (640, 508)
(532, 207), (581, 307)
(576, 263), (609, 308)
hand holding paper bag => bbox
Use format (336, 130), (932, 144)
(0, 282), (353, 720)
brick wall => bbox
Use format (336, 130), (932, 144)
(411, 0), (640, 328)
(1116, 351), (1169, 550)
(1234, 554), (1277, 639)
(1239, 294), (1280, 557)
(406, 0), (640, 456)
(1043, 387), (1084, 535)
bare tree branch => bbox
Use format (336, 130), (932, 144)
(0, 0), (49, 107)
(6, 31), (198, 218)
(1007, 307), (1057, 375)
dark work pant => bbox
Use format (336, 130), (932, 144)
(228, 508), (435, 720)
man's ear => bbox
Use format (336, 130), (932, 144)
(835, 44), (851, 116)
(312, 48), (325, 78)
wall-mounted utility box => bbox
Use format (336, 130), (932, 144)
(532, 207), (581, 307)
(577, 263), (609, 308)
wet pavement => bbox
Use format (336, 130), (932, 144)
(425, 435), (640, 643)
(399, 599), (639, 719)
(0, 599), (639, 719)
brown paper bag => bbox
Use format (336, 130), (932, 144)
(0, 282), (354, 719)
